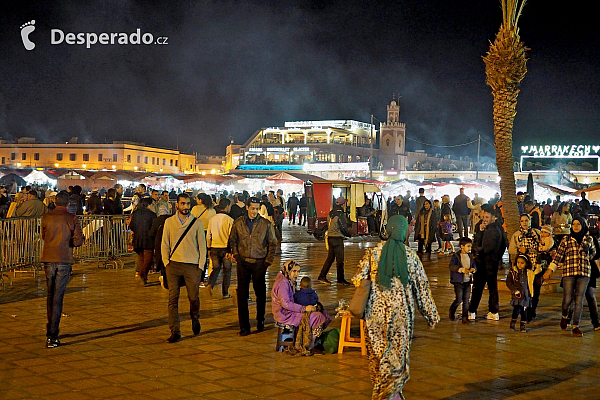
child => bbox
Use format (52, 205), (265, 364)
(538, 225), (555, 265)
(449, 237), (477, 323)
(439, 214), (455, 255)
(528, 225), (555, 322)
(294, 277), (323, 312)
(433, 199), (443, 251)
(506, 254), (534, 332)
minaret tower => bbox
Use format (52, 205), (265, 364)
(379, 99), (406, 166)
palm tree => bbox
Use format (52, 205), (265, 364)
(483, 0), (528, 239)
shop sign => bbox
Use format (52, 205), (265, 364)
(521, 145), (600, 157)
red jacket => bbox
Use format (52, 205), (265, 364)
(41, 206), (84, 264)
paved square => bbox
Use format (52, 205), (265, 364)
(2, 225), (599, 399)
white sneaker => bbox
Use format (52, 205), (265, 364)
(468, 312), (476, 321)
(486, 312), (500, 321)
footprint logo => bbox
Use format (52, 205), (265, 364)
(20, 20), (36, 51)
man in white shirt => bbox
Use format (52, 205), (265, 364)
(161, 193), (207, 343)
(206, 198), (234, 299)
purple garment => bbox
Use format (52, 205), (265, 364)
(271, 272), (331, 329)
(294, 287), (319, 306)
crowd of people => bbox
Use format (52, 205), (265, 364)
(19, 178), (600, 399)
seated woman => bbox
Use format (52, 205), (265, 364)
(271, 260), (331, 343)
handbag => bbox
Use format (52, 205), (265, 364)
(348, 278), (371, 319)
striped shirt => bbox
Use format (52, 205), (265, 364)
(549, 234), (596, 277)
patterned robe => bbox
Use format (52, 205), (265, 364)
(353, 242), (439, 400)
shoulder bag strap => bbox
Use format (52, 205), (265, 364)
(169, 209), (205, 258)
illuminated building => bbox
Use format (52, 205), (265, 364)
(0, 138), (197, 174)
(227, 119), (377, 179)
(226, 100), (478, 179)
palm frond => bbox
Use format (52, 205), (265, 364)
(502, 0), (527, 29)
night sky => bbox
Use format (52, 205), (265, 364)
(1, 0), (598, 160)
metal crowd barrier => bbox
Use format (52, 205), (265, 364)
(0, 215), (132, 291)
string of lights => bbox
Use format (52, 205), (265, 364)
(406, 137), (479, 148)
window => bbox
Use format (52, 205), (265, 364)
(126, 154), (131, 163)
(170, 159), (173, 166)
(113, 154), (117, 162)
(152, 157), (155, 165)
(83, 154), (89, 161)
(56, 153), (63, 161)
(10, 153), (15, 160)
(34, 153), (40, 161)
(162, 158), (166, 166)
(98, 154), (103, 162)
(175, 160), (178, 167)
(1, 157), (5, 164)
(144, 157), (148, 164)
(70, 154), (76, 161)
(22, 153), (27, 161)
(386, 139), (390, 146)
(137, 155), (141, 163)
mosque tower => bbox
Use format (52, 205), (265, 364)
(379, 99), (406, 169)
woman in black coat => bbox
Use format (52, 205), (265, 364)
(128, 197), (157, 284)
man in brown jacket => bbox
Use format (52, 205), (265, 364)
(228, 196), (277, 336)
(41, 191), (84, 348)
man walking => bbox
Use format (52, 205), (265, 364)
(318, 197), (352, 285)
(287, 192), (299, 225)
(40, 191), (84, 348)
(468, 206), (506, 321)
(453, 187), (471, 238)
(228, 196), (277, 336)
(298, 194), (308, 226)
(206, 198), (234, 299)
(161, 193), (207, 343)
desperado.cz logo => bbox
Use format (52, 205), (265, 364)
(20, 20), (168, 50)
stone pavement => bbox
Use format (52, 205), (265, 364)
(1, 223), (600, 399)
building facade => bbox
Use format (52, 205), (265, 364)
(0, 139), (197, 174)
(226, 120), (378, 178)
(226, 100), (479, 179)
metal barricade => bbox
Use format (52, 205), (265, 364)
(0, 215), (133, 290)
(0, 217), (43, 290)
(75, 215), (131, 268)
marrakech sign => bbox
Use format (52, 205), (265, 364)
(521, 145), (600, 157)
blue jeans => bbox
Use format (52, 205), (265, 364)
(451, 282), (471, 318)
(44, 263), (72, 339)
(562, 275), (590, 326)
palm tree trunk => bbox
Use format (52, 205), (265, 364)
(492, 87), (520, 237)
(485, 22), (528, 240)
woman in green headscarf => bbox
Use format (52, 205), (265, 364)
(353, 215), (439, 400)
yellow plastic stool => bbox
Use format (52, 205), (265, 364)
(338, 315), (366, 355)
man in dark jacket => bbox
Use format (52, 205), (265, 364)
(229, 193), (247, 221)
(103, 188), (123, 215)
(318, 197), (352, 285)
(467, 206), (506, 321)
(287, 192), (299, 225)
(389, 196), (412, 222)
(86, 189), (103, 214)
(452, 187), (471, 239)
(41, 191), (84, 348)
(129, 197), (157, 285)
(228, 196), (277, 336)
(298, 194), (308, 226)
